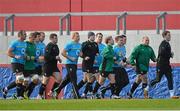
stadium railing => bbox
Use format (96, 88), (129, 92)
(1, 11), (180, 36)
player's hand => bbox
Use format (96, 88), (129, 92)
(101, 73), (105, 77)
(25, 56), (30, 60)
(85, 56), (90, 60)
(56, 56), (61, 60)
(120, 61), (127, 67)
(125, 58), (131, 65)
(153, 58), (157, 62)
(171, 51), (174, 58)
(114, 61), (118, 64)
(94, 60), (97, 64)
(15, 55), (22, 59)
(122, 57), (127, 62)
(69, 57), (77, 62)
(38, 56), (44, 62)
(79, 52), (83, 57)
(31, 56), (35, 60)
(58, 58), (62, 63)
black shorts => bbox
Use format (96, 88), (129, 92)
(35, 66), (43, 76)
(66, 64), (78, 82)
(100, 71), (113, 78)
(157, 64), (172, 74)
(114, 67), (129, 85)
(136, 67), (147, 75)
(93, 66), (99, 73)
(24, 70), (35, 77)
(11, 63), (24, 74)
(82, 60), (94, 73)
(66, 64), (77, 75)
(44, 64), (60, 77)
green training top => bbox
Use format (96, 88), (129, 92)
(130, 44), (156, 73)
(24, 41), (36, 70)
(99, 44), (114, 72)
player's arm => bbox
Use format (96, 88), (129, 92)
(7, 42), (20, 59)
(44, 44), (56, 62)
(95, 42), (99, 55)
(129, 46), (139, 70)
(38, 48), (45, 62)
(37, 45), (45, 62)
(150, 47), (156, 62)
(80, 42), (87, 58)
(7, 47), (16, 58)
(61, 48), (76, 62)
(129, 46), (139, 66)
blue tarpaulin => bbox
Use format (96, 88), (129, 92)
(62, 66), (180, 99)
(0, 66), (179, 99)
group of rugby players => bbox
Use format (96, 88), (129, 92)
(2, 30), (178, 99)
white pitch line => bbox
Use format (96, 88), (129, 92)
(0, 110), (180, 111)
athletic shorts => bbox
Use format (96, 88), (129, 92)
(157, 64), (172, 74)
(66, 64), (77, 75)
(65, 64), (78, 82)
(114, 67), (129, 85)
(35, 66), (43, 76)
(24, 70), (35, 77)
(43, 64), (60, 77)
(100, 71), (114, 78)
(82, 60), (94, 73)
(136, 67), (147, 75)
(11, 63), (24, 74)
(93, 66), (99, 73)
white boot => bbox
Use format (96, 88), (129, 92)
(169, 90), (174, 98)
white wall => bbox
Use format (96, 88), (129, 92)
(0, 30), (179, 64)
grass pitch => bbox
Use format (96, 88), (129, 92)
(0, 99), (180, 110)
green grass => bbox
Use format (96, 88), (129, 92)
(0, 99), (180, 110)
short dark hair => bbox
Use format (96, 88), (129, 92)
(18, 30), (26, 37)
(72, 32), (79, 37)
(115, 35), (123, 43)
(121, 34), (126, 38)
(88, 31), (95, 38)
(39, 32), (45, 35)
(29, 32), (35, 38)
(96, 33), (103, 37)
(34, 32), (40, 37)
(49, 33), (57, 39)
(162, 31), (170, 38)
(105, 36), (112, 44)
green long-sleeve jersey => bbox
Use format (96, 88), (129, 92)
(99, 45), (114, 72)
(130, 44), (156, 73)
(24, 41), (36, 70)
